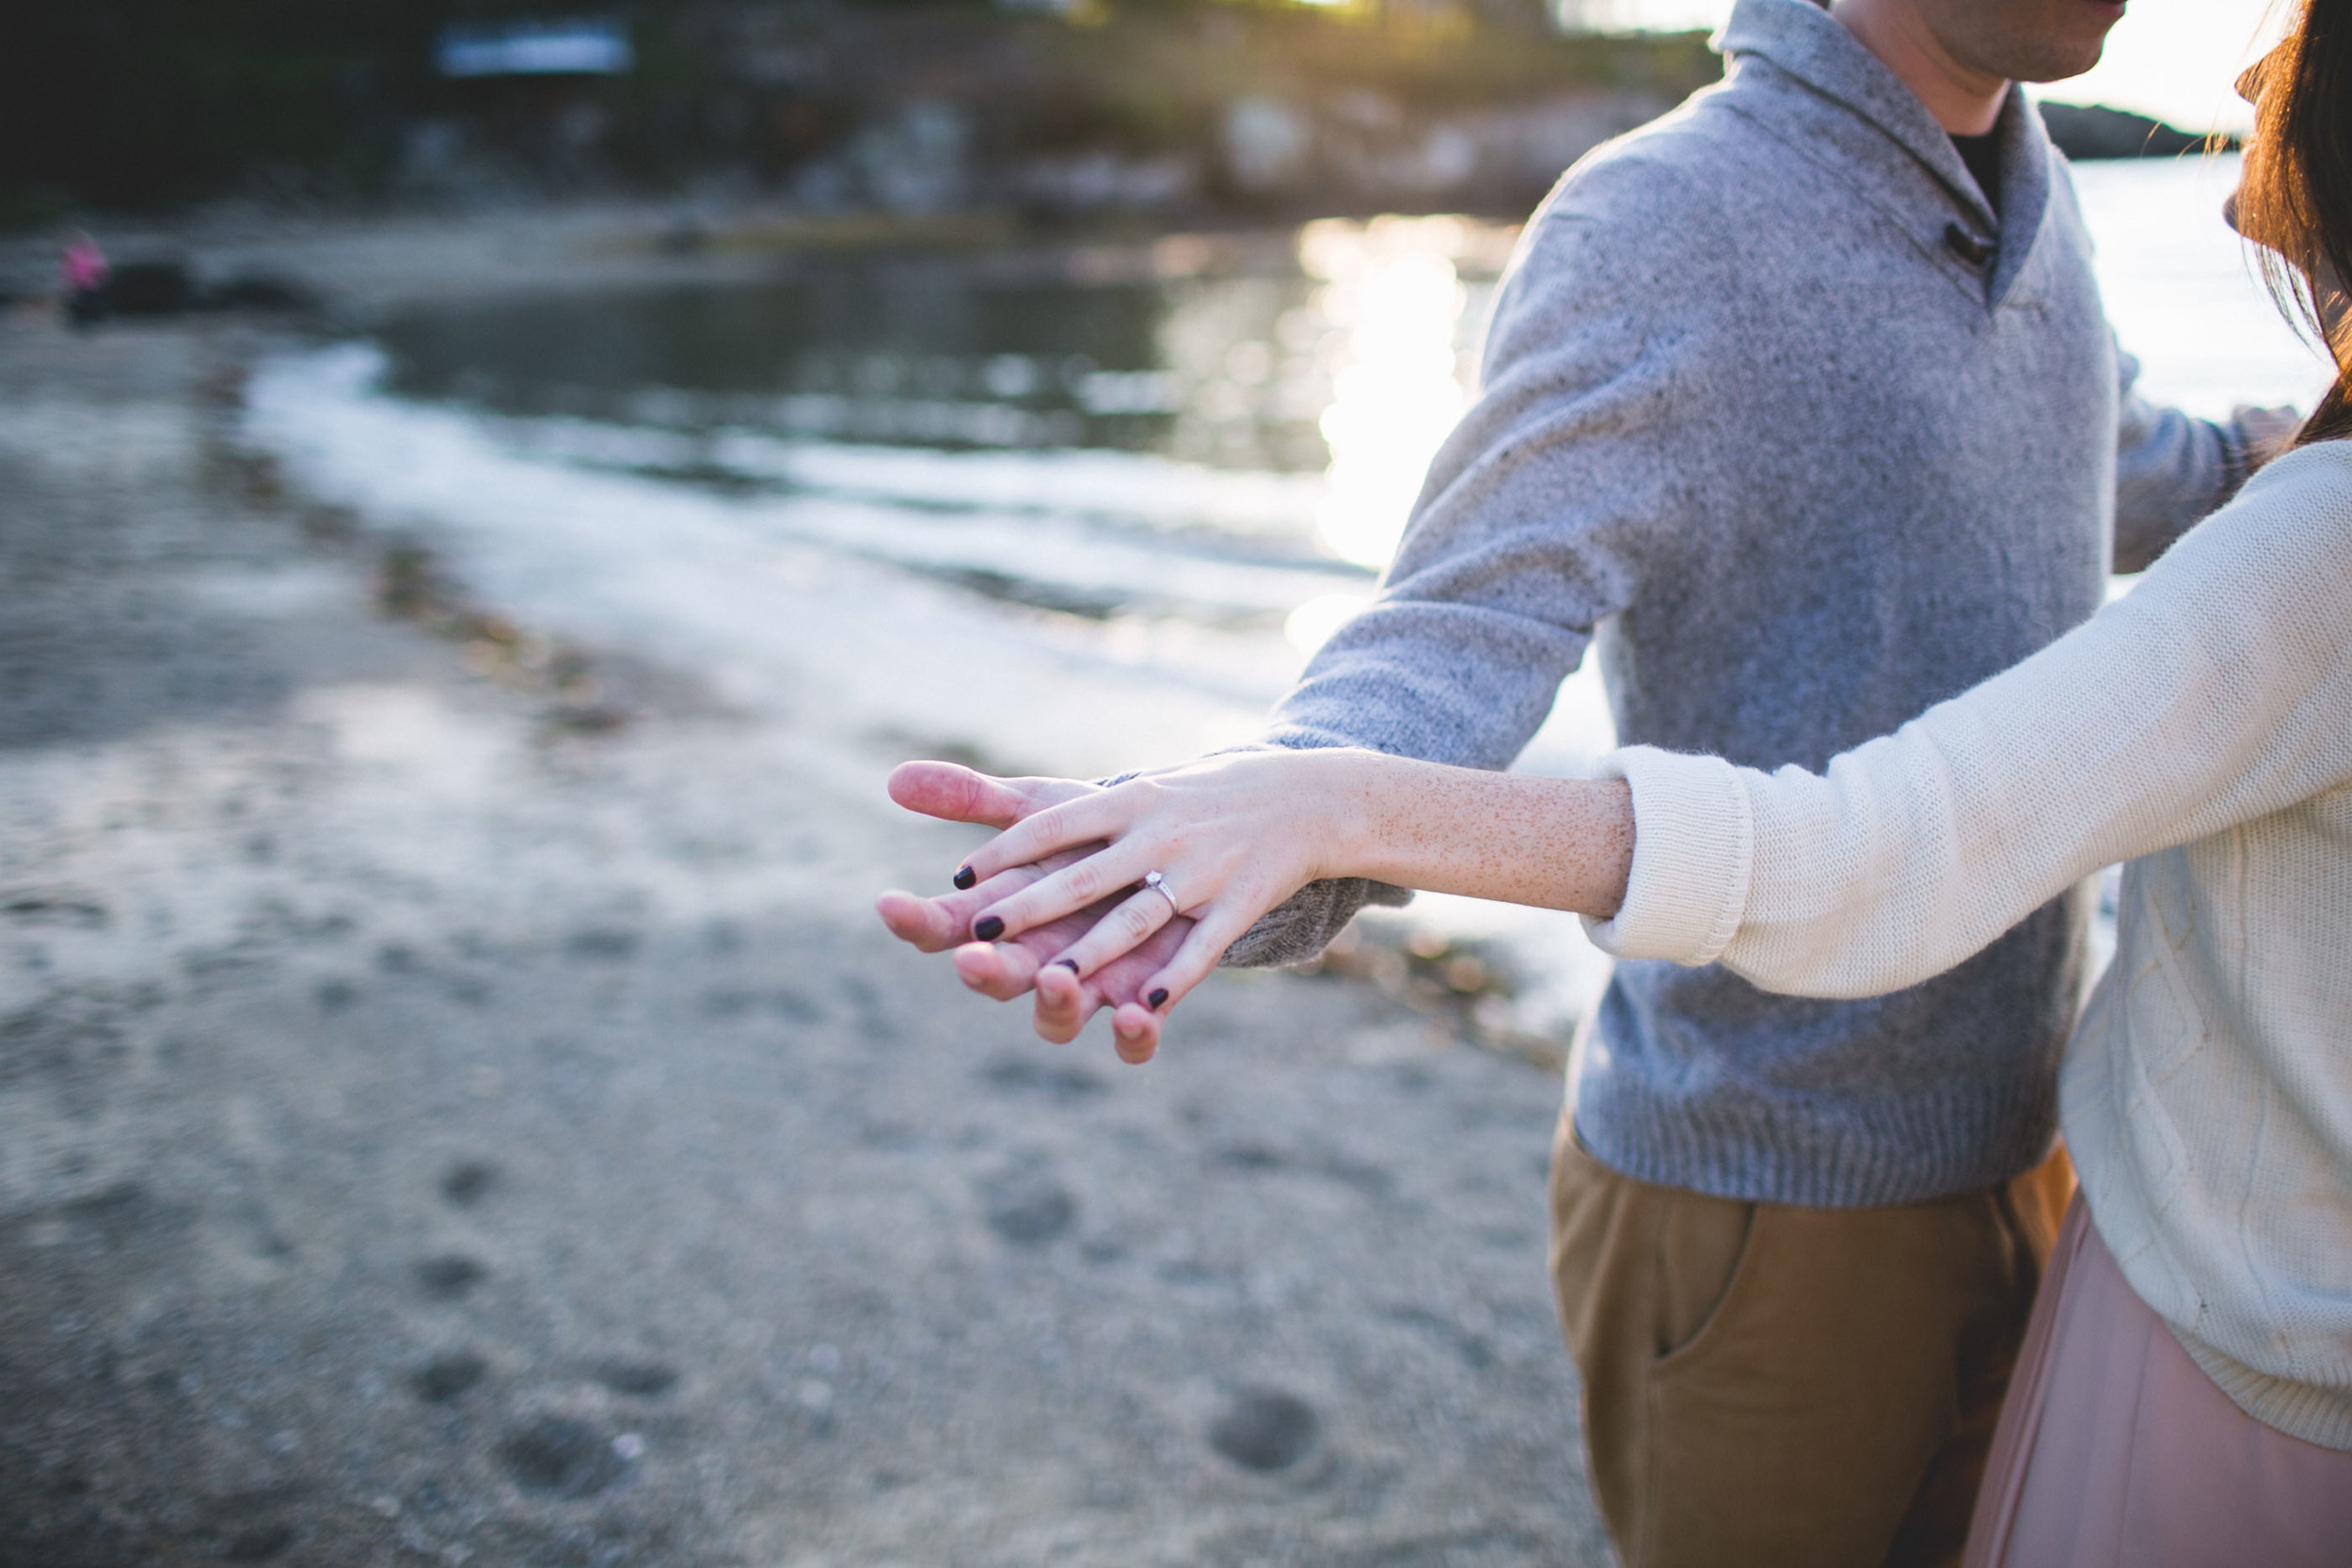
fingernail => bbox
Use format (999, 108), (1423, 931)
(1148, 988), (1169, 1009)
(1053, 958), (1079, 973)
(952, 865), (976, 891)
(973, 915), (1005, 942)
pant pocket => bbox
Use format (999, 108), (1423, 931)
(1648, 1197), (1761, 1370)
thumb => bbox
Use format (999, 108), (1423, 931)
(886, 759), (1035, 828)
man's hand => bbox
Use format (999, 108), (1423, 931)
(2236, 404), (2305, 471)
(876, 860), (1193, 1063)
(877, 760), (1188, 1062)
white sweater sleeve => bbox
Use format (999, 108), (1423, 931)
(1585, 441), (2352, 999)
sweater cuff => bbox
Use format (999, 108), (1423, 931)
(1581, 746), (1753, 966)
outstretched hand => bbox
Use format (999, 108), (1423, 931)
(884, 751), (1346, 1045)
(876, 761), (1197, 1062)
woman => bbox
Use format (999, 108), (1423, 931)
(881, 4), (2352, 1559)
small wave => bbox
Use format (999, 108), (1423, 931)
(490, 414), (1344, 551)
(255, 345), (1366, 629)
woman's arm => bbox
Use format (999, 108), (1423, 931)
(927, 749), (1632, 1060)
(1598, 440), (2352, 996)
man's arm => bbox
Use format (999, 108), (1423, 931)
(2113, 345), (2296, 573)
(1220, 154), (1714, 966)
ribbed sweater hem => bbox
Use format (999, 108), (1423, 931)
(2173, 1328), (2352, 1452)
(1572, 1072), (2057, 1209)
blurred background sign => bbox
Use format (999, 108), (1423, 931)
(436, 19), (634, 81)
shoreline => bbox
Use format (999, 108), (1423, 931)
(0, 311), (1610, 1562)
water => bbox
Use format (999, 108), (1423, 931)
(245, 154), (2334, 1038)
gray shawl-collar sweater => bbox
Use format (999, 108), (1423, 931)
(1235, 0), (2254, 1207)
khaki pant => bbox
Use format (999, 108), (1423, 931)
(1549, 1115), (2073, 1568)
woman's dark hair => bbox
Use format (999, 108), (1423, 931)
(2237, 0), (2352, 445)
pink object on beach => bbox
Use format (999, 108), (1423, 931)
(1964, 1196), (2352, 1568)
(62, 236), (109, 293)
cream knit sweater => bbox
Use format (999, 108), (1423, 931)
(1587, 438), (2352, 1448)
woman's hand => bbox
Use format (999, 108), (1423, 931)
(876, 761), (1198, 1061)
(943, 749), (1374, 1025)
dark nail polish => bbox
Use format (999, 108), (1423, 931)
(1053, 958), (1079, 973)
(1148, 988), (1169, 1009)
(952, 865), (976, 891)
(973, 915), (1005, 942)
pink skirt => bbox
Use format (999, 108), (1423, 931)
(1963, 1195), (2352, 1568)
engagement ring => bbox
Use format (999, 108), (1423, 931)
(1141, 870), (1180, 915)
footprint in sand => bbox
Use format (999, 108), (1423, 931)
(410, 1350), (487, 1402)
(413, 1254), (486, 1299)
(497, 1416), (633, 1498)
(437, 1159), (499, 1207)
(977, 1164), (1076, 1245)
(1209, 1387), (1320, 1472)
(591, 1359), (678, 1398)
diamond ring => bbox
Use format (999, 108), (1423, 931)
(1141, 870), (1180, 915)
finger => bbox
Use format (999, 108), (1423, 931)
(970, 841), (1169, 943)
(1043, 885), (1181, 978)
(1110, 1001), (1159, 1065)
(1073, 916), (1191, 1008)
(886, 761), (1094, 832)
(960, 789), (1135, 889)
(876, 889), (984, 953)
(1031, 960), (1098, 1045)
(1104, 916), (1236, 1065)
(1135, 907), (1254, 1019)
(938, 881), (1135, 1001)
(886, 761), (1031, 829)
(880, 863), (1054, 952)
(953, 941), (1042, 1002)
(1104, 911), (1238, 1066)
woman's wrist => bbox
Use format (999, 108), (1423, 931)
(1295, 747), (1407, 886)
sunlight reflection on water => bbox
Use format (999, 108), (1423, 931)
(1302, 215), (1480, 568)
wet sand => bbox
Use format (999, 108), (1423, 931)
(0, 314), (1609, 1563)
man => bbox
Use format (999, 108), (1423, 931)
(882, 1), (2284, 1561)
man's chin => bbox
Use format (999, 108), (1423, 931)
(2010, 2), (2128, 86)
(2014, 40), (2111, 87)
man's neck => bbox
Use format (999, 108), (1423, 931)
(1830, 0), (2010, 135)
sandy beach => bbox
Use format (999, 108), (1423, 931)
(0, 293), (1609, 1564)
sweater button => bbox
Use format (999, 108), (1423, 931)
(1945, 222), (1996, 268)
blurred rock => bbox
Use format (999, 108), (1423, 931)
(109, 259), (195, 316)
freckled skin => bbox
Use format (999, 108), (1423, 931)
(1346, 756), (1634, 921)
(878, 752), (1635, 1063)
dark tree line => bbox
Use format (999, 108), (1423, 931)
(0, 0), (1703, 220)
(5, 1), (437, 213)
